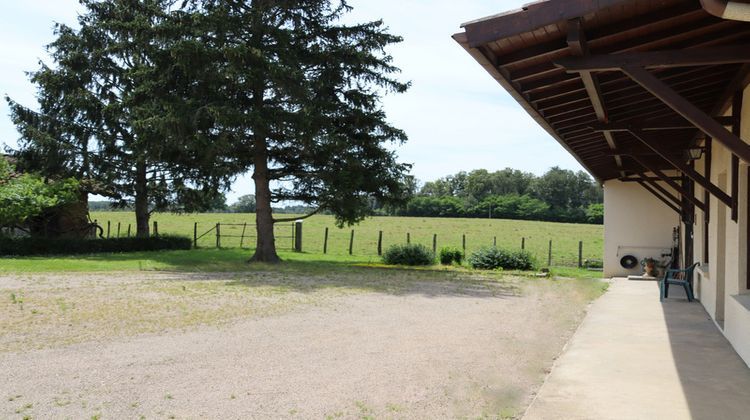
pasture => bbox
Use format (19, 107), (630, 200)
(90, 212), (604, 267)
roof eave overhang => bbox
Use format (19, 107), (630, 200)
(451, 31), (605, 184)
(460, 0), (632, 48)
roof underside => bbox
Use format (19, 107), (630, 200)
(454, 0), (750, 182)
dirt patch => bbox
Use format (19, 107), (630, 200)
(0, 271), (602, 418)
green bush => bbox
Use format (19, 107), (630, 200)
(382, 243), (434, 266)
(468, 246), (535, 270)
(439, 247), (463, 265)
(0, 235), (192, 256)
(583, 259), (603, 269)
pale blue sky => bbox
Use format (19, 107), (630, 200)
(0, 0), (585, 202)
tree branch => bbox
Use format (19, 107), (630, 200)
(272, 207), (321, 223)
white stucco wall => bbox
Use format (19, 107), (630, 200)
(603, 180), (679, 277)
(691, 84), (750, 367)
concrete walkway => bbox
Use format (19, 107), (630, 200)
(524, 278), (750, 420)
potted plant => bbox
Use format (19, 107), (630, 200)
(642, 257), (658, 277)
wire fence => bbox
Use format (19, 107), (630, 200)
(91, 218), (602, 268)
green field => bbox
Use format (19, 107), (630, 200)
(90, 212), (603, 267)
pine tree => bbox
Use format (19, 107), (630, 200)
(185, 0), (411, 262)
(7, 0), (234, 237)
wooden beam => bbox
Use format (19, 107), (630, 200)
(621, 66), (750, 164)
(567, 18), (623, 173)
(629, 156), (706, 212)
(590, 116), (734, 132)
(635, 171), (683, 207)
(620, 176), (683, 182)
(462, 0), (631, 47)
(732, 90), (743, 221)
(629, 128), (733, 207)
(712, 63), (750, 116)
(555, 45), (750, 72)
(637, 180), (682, 214)
(703, 137), (712, 263)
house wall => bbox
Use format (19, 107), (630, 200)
(603, 180), (678, 277)
(692, 85), (750, 367)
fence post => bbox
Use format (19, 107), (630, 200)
(107, 221), (111, 238)
(117, 222), (121, 238)
(493, 236), (497, 247)
(548, 240), (553, 267)
(521, 237), (525, 250)
(127, 224), (131, 238)
(377, 231), (383, 256)
(349, 230), (354, 255)
(193, 223), (198, 248)
(323, 227), (329, 254)
(407, 232), (410, 244)
(215, 223), (221, 248)
(578, 241), (584, 268)
(153, 221), (159, 237)
(295, 220), (303, 252)
(243, 222), (250, 249)
(462, 234), (466, 253)
(432, 234), (437, 255)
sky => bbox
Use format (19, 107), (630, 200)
(0, 0), (587, 203)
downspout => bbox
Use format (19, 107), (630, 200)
(701, 0), (750, 21)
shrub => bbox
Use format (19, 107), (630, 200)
(583, 259), (603, 269)
(439, 247), (463, 265)
(382, 243), (434, 266)
(468, 246), (535, 270)
(0, 235), (192, 256)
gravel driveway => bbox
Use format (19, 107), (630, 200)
(0, 271), (601, 419)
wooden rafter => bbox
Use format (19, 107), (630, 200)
(555, 45), (750, 72)
(634, 171), (683, 207)
(621, 66), (750, 164)
(567, 18), (623, 173)
(732, 90), (743, 221)
(636, 179), (682, 214)
(628, 128), (733, 207)
(590, 116), (733, 132)
(628, 156), (706, 212)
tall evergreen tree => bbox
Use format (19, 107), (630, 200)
(186, 0), (411, 262)
(7, 0), (234, 237)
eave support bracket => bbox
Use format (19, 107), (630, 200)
(556, 49), (750, 214)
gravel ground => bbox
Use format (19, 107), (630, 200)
(0, 271), (599, 419)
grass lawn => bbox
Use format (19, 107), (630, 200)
(0, 247), (602, 280)
(89, 212), (604, 267)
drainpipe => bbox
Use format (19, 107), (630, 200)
(701, 0), (750, 21)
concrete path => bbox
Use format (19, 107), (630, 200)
(524, 278), (750, 420)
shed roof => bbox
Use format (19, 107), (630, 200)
(453, 0), (750, 182)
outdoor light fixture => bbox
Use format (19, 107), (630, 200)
(687, 147), (705, 160)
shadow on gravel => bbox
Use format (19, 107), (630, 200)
(167, 265), (525, 299)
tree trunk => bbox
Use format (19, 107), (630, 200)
(134, 159), (150, 237)
(249, 139), (280, 263)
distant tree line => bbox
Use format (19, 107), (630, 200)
(89, 194), (316, 216)
(381, 167), (604, 224)
(89, 167), (604, 225)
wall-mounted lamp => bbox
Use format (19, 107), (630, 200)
(687, 147), (704, 160)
